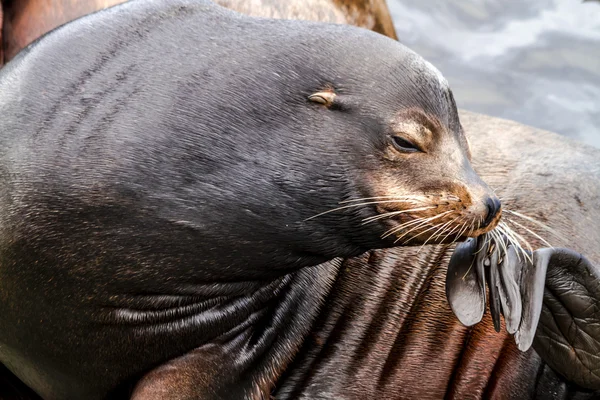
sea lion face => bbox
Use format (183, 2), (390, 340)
(307, 50), (500, 246)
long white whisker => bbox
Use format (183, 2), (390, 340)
(417, 220), (453, 253)
(496, 224), (523, 263)
(304, 199), (426, 221)
(499, 222), (533, 264)
(361, 206), (436, 224)
(472, 233), (492, 256)
(438, 217), (463, 243)
(505, 219), (554, 249)
(381, 216), (432, 238)
(450, 222), (468, 245)
(490, 229), (509, 260)
(454, 222), (470, 243)
(389, 218), (434, 241)
(393, 211), (453, 243)
(340, 195), (427, 204)
(432, 219), (456, 240)
(503, 210), (565, 242)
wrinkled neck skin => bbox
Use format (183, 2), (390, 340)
(274, 111), (600, 399)
(274, 248), (585, 399)
(131, 261), (343, 400)
(0, 240), (343, 399)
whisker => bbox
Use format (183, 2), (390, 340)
(453, 222), (470, 244)
(472, 233), (492, 256)
(505, 218), (554, 249)
(496, 224), (523, 263)
(340, 195), (427, 204)
(417, 220), (453, 253)
(503, 210), (565, 242)
(462, 254), (477, 280)
(499, 222), (533, 264)
(381, 216), (431, 239)
(438, 217), (463, 243)
(467, 217), (477, 237)
(393, 211), (453, 243)
(361, 206), (436, 224)
(416, 220), (448, 242)
(394, 216), (444, 243)
(304, 199), (426, 221)
(450, 222), (469, 245)
(432, 219), (456, 240)
(490, 229), (509, 260)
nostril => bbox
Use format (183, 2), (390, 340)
(483, 197), (501, 227)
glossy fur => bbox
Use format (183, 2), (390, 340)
(0, 0), (496, 398)
(0, 0), (599, 399)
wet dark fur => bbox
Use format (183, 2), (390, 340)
(0, 0), (482, 398)
(2, 1), (599, 399)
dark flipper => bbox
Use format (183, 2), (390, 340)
(533, 248), (600, 390)
(496, 245), (523, 334)
(486, 246), (502, 332)
(446, 237), (487, 326)
(447, 235), (600, 376)
(513, 249), (549, 351)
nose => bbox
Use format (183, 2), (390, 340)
(483, 196), (501, 228)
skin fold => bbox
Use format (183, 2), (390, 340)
(0, 1), (598, 399)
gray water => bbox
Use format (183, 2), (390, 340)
(387, 0), (600, 148)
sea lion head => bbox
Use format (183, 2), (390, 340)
(10, 5), (501, 270)
(300, 32), (501, 248)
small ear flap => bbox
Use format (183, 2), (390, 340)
(308, 91), (336, 107)
(446, 237), (486, 326)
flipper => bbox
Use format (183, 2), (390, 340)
(533, 248), (600, 390)
(447, 233), (599, 370)
(496, 245), (522, 334)
(446, 237), (486, 326)
(514, 248), (550, 351)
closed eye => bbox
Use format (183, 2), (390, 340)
(391, 136), (421, 153)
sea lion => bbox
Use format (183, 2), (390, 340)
(1, 1), (599, 399)
(0, 0), (501, 398)
(275, 114), (600, 399)
(0, 0), (397, 65)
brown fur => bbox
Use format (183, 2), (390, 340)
(0, 0), (396, 64)
(1, 0), (127, 62)
(0, 1), (3, 65)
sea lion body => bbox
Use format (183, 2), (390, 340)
(0, 1), (500, 398)
(1, 1), (599, 399)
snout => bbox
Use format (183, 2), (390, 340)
(465, 190), (502, 237)
(483, 196), (502, 228)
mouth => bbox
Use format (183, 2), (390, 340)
(469, 209), (502, 237)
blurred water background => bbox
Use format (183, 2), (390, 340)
(387, 0), (600, 148)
